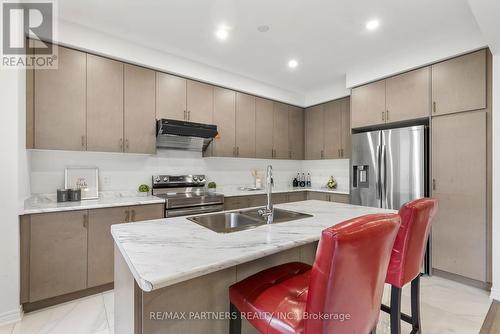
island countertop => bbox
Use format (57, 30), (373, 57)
(111, 200), (395, 292)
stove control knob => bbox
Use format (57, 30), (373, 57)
(199, 177), (206, 183)
(193, 176), (199, 182)
(154, 176), (161, 183)
(163, 177), (168, 182)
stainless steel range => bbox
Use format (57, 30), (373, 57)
(152, 174), (224, 218)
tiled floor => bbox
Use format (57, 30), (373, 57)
(0, 276), (492, 334)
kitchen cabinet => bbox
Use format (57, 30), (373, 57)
(386, 67), (431, 122)
(432, 50), (486, 116)
(212, 87), (236, 157)
(305, 104), (324, 160)
(273, 102), (289, 159)
(287, 192), (307, 202)
(288, 106), (304, 159)
(186, 80), (214, 123)
(156, 72), (187, 121)
(224, 192), (307, 210)
(351, 80), (386, 129)
(236, 93), (256, 158)
(86, 54), (124, 152)
(255, 97), (274, 159)
(272, 193), (288, 204)
(129, 203), (165, 221)
(307, 192), (350, 203)
(340, 97), (351, 159)
(34, 45), (87, 151)
(431, 111), (487, 282)
(29, 211), (88, 302)
(124, 64), (156, 154)
(323, 100), (342, 159)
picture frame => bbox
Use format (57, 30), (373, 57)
(64, 167), (99, 200)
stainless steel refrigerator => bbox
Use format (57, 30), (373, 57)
(351, 125), (428, 209)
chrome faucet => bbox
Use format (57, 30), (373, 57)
(258, 165), (274, 224)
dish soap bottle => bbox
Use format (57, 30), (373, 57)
(306, 173), (311, 188)
(300, 173), (306, 187)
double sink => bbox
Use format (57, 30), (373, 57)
(187, 208), (312, 233)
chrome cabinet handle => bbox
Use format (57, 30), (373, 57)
(382, 111), (386, 121)
(386, 110), (389, 121)
(433, 102), (437, 113)
(187, 110), (191, 120)
(432, 179), (436, 191)
(131, 209), (136, 221)
(83, 213), (89, 228)
(125, 139), (129, 151)
(125, 209), (130, 222)
(183, 110), (187, 120)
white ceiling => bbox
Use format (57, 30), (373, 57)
(57, 0), (486, 105)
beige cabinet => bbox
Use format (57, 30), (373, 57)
(288, 106), (304, 160)
(340, 98), (351, 159)
(236, 93), (256, 158)
(431, 111), (487, 282)
(432, 50), (486, 116)
(307, 192), (350, 203)
(86, 54), (124, 152)
(305, 104), (324, 160)
(287, 192), (307, 202)
(351, 80), (386, 129)
(273, 102), (289, 159)
(129, 203), (164, 222)
(29, 211), (88, 302)
(187, 80), (213, 123)
(124, 64), (156, 154)
(255, 98), (274, 159)
(323, 101), (342, 159)
(34, 45), (87, 151)
(386, 67), (431, 122)
(212, 87), (236, 157)
(307, 191), (330, 201)
(156, 72), (187, 121)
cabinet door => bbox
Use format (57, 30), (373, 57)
(34, 45), (86, 151)
(224, 197), (250, 210)
(187, 80), (213, 123)
(255, 98), (274, 159)
(130, 204), (165, 221)
(212, 87), (236, 157)
(88, 207), (128, 287)
(431, 111), (486, 281)
(287, 192), (306, 202)
(323, 100), (342, 159)
(87, 54), (124, 152)
(272, 193), (288, 204)
(289, 106), (304, 160)
(432, 50), (486, 116)
(351, 80), (386, 129)
(247, 195), (266, 207)
(236, 93), (256, 158)
(307, 192), (329, 201)
(305, 105), (324, 160)
(340, 97), (351, 159)
(329, 194), (350, 204)
(124, 64), (156, 154)
(386, 67), (431, 123)
(156, 72), (187, 121)
(29, 211), (88, 301)
(273, 102), (289, 159)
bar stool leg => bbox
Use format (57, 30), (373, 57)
(229, 303), (242, 334)
(390, 286), (402, 334)
(410, 276), (421, 333)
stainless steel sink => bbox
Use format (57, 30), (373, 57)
(187, 208), (313, 233)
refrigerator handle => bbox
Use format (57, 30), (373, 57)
(381, 144), (387, 208)
(376, 144), (381, 200)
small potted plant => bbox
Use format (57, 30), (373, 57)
(138, 184), (150, 196)
(207, 181), (217, 193)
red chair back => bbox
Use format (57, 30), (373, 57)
(305, 213), (401, 334)
(386, 198), (438, 288)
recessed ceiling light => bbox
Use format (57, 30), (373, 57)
(288, 59), (298, 69)
(366, 19), (380, 31)
(257, 25), (270, 33)
(215, 26), (230, 40)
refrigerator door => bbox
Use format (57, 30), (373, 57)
(351, 131), (382, 208)
(381, 126), (426, 210)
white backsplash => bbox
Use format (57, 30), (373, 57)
(28, 149), (350, 195)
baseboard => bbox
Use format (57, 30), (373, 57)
(0, 305), (23, 326)
(432, 268), (491, 291)
(490, 287), (500, 301)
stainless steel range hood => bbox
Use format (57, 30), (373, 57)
(156, 119), (218, 152)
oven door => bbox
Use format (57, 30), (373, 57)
(166, 204), (224, 218)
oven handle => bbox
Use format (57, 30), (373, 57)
(166, 204), (224, 218)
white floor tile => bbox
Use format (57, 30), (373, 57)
(101, 291), (114, 329)
(0, 324), (14, 334)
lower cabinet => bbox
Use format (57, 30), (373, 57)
(21, 203), (164, 305)
(224, 191), (342, 210)
(307, 191), (351, 204)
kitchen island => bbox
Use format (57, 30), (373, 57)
(112, 200), (394, 334)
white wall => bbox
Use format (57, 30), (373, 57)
(28, 150), (351, 194)
(0, 69), (23, 324)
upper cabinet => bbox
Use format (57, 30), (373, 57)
(86, 54), (124, 152)
(124, 64), (156, 154)
(323, 101), (342, 159)
(351, 80), (386, 129)
(340, 97), (351, 159)
(156, 72), (187, 121)
(186, 80), (214, 123)
(288, 106), (304, 160)
(305, 104), (324, 160)
(34, 45), (87, 151)
(255, 98), (274, 159)
(235, 93), (256, 158)
(272, 102), (289, 159)
(386, 67), (431, 123)
(432, 49), (486, 116)
(212, 87), (236, 157)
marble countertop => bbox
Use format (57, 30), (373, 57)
(22, 191), (165, 215)
(218, 186), (350, 197)
(111, 200), (394, 292)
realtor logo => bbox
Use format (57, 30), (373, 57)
(1, 0), (57, 69)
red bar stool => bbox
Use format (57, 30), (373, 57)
(229, 213), (401, 334)
(381, 198), (438, 334)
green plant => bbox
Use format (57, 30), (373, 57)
(207, 181), (217, 189)
(138, 184), (150, 193)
